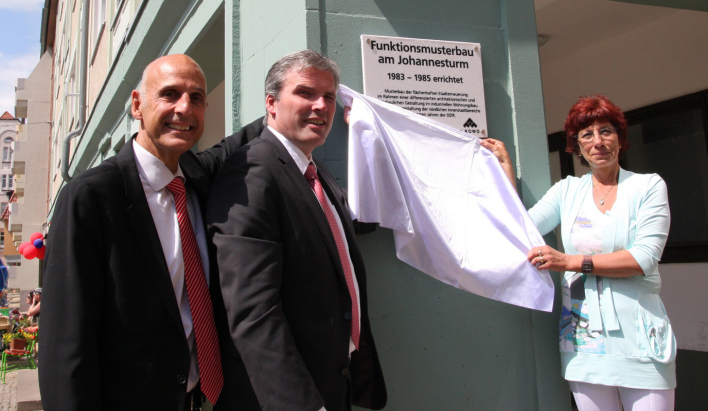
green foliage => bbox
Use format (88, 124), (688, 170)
(1, 330), (31, 344)
(2, 312), (37, 344)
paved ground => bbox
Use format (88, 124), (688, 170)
(0, 360), (41, 411)
(0, 372), (18, 411)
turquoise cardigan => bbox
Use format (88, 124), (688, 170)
(529, 168), (676, 388)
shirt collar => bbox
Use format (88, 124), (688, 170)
(268, 126), (314, 175)
(133, 139), (185, 191)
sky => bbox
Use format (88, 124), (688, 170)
(0, 0), (44, 117)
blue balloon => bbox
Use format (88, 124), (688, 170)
(33, 239), (44, 249)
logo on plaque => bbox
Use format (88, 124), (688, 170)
(463, 118), (477, 129)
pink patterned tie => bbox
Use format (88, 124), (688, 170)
(304, 163), (360, 350)
(166, 178), (223, 404)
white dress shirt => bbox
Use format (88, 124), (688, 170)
(133, 139), (210, 392)
(268, 126), (362, 356)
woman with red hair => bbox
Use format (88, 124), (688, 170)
(483, 95), (676, 410)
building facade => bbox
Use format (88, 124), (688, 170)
(0, 111), (20, 273)
(9, 51), (53, 293)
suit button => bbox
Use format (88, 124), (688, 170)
(177, 374), (187, 384)
(341, 368), (349, 376)
(344, 311), (352, 320)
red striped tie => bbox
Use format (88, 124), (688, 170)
(304, 163), (360, 350)
(166, 178), (223, 404)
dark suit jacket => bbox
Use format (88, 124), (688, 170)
(39, 118), (264, 411)
(206, 129), (387, 411)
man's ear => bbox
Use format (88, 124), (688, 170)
(131, 90), (143, 120)
(265, 94), (277, 118)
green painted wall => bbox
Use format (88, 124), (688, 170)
(231, 1), (569, 409)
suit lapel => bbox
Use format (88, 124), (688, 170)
(117, 139), (185, 332)
(260, 131), (348, 283)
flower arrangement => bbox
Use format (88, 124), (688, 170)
(1, 310), (36, 350)
(1, 329), (34, 345)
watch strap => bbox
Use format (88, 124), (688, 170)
(582, 255), (593, 274)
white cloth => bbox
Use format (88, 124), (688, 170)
(133, 139), (210, 391)
(338, 85), (553, 312)
(268, 126), (361, 355)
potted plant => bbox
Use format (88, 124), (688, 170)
(1, 310), (34, 351)
(2, 330), (33, 351)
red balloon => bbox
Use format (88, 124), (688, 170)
(18, 242), (30, 253)
(22, 245), (38, 260)
(36, 247), (46, 260)
(29, 232), (43, 242)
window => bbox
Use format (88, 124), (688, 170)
(111, 0), (143, 60)
(91, 0), (107, 63)
(53, 122), (63, 173)
(68, 72), (77, 125)
(2, 148), (11, 162)
(3, 137), (13, 143)
(1, 232), (4, 247)
(93, 0), (107, 40)
(1, 175), (12, 190)
(621, 91), (708, 263)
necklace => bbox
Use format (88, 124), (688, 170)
(594, 182), (615, 206)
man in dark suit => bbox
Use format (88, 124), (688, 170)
(207, 50), (387, 411)
(39, 54), (262, 410)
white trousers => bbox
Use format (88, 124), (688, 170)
(569, 381), (675, 411)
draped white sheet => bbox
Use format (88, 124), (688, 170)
(339, 85), (554, 312)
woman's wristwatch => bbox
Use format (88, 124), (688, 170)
(582, 255), (594, 274)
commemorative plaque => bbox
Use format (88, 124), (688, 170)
(361, 34), (487, 136)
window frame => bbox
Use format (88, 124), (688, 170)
(622, 90), (708, 263)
